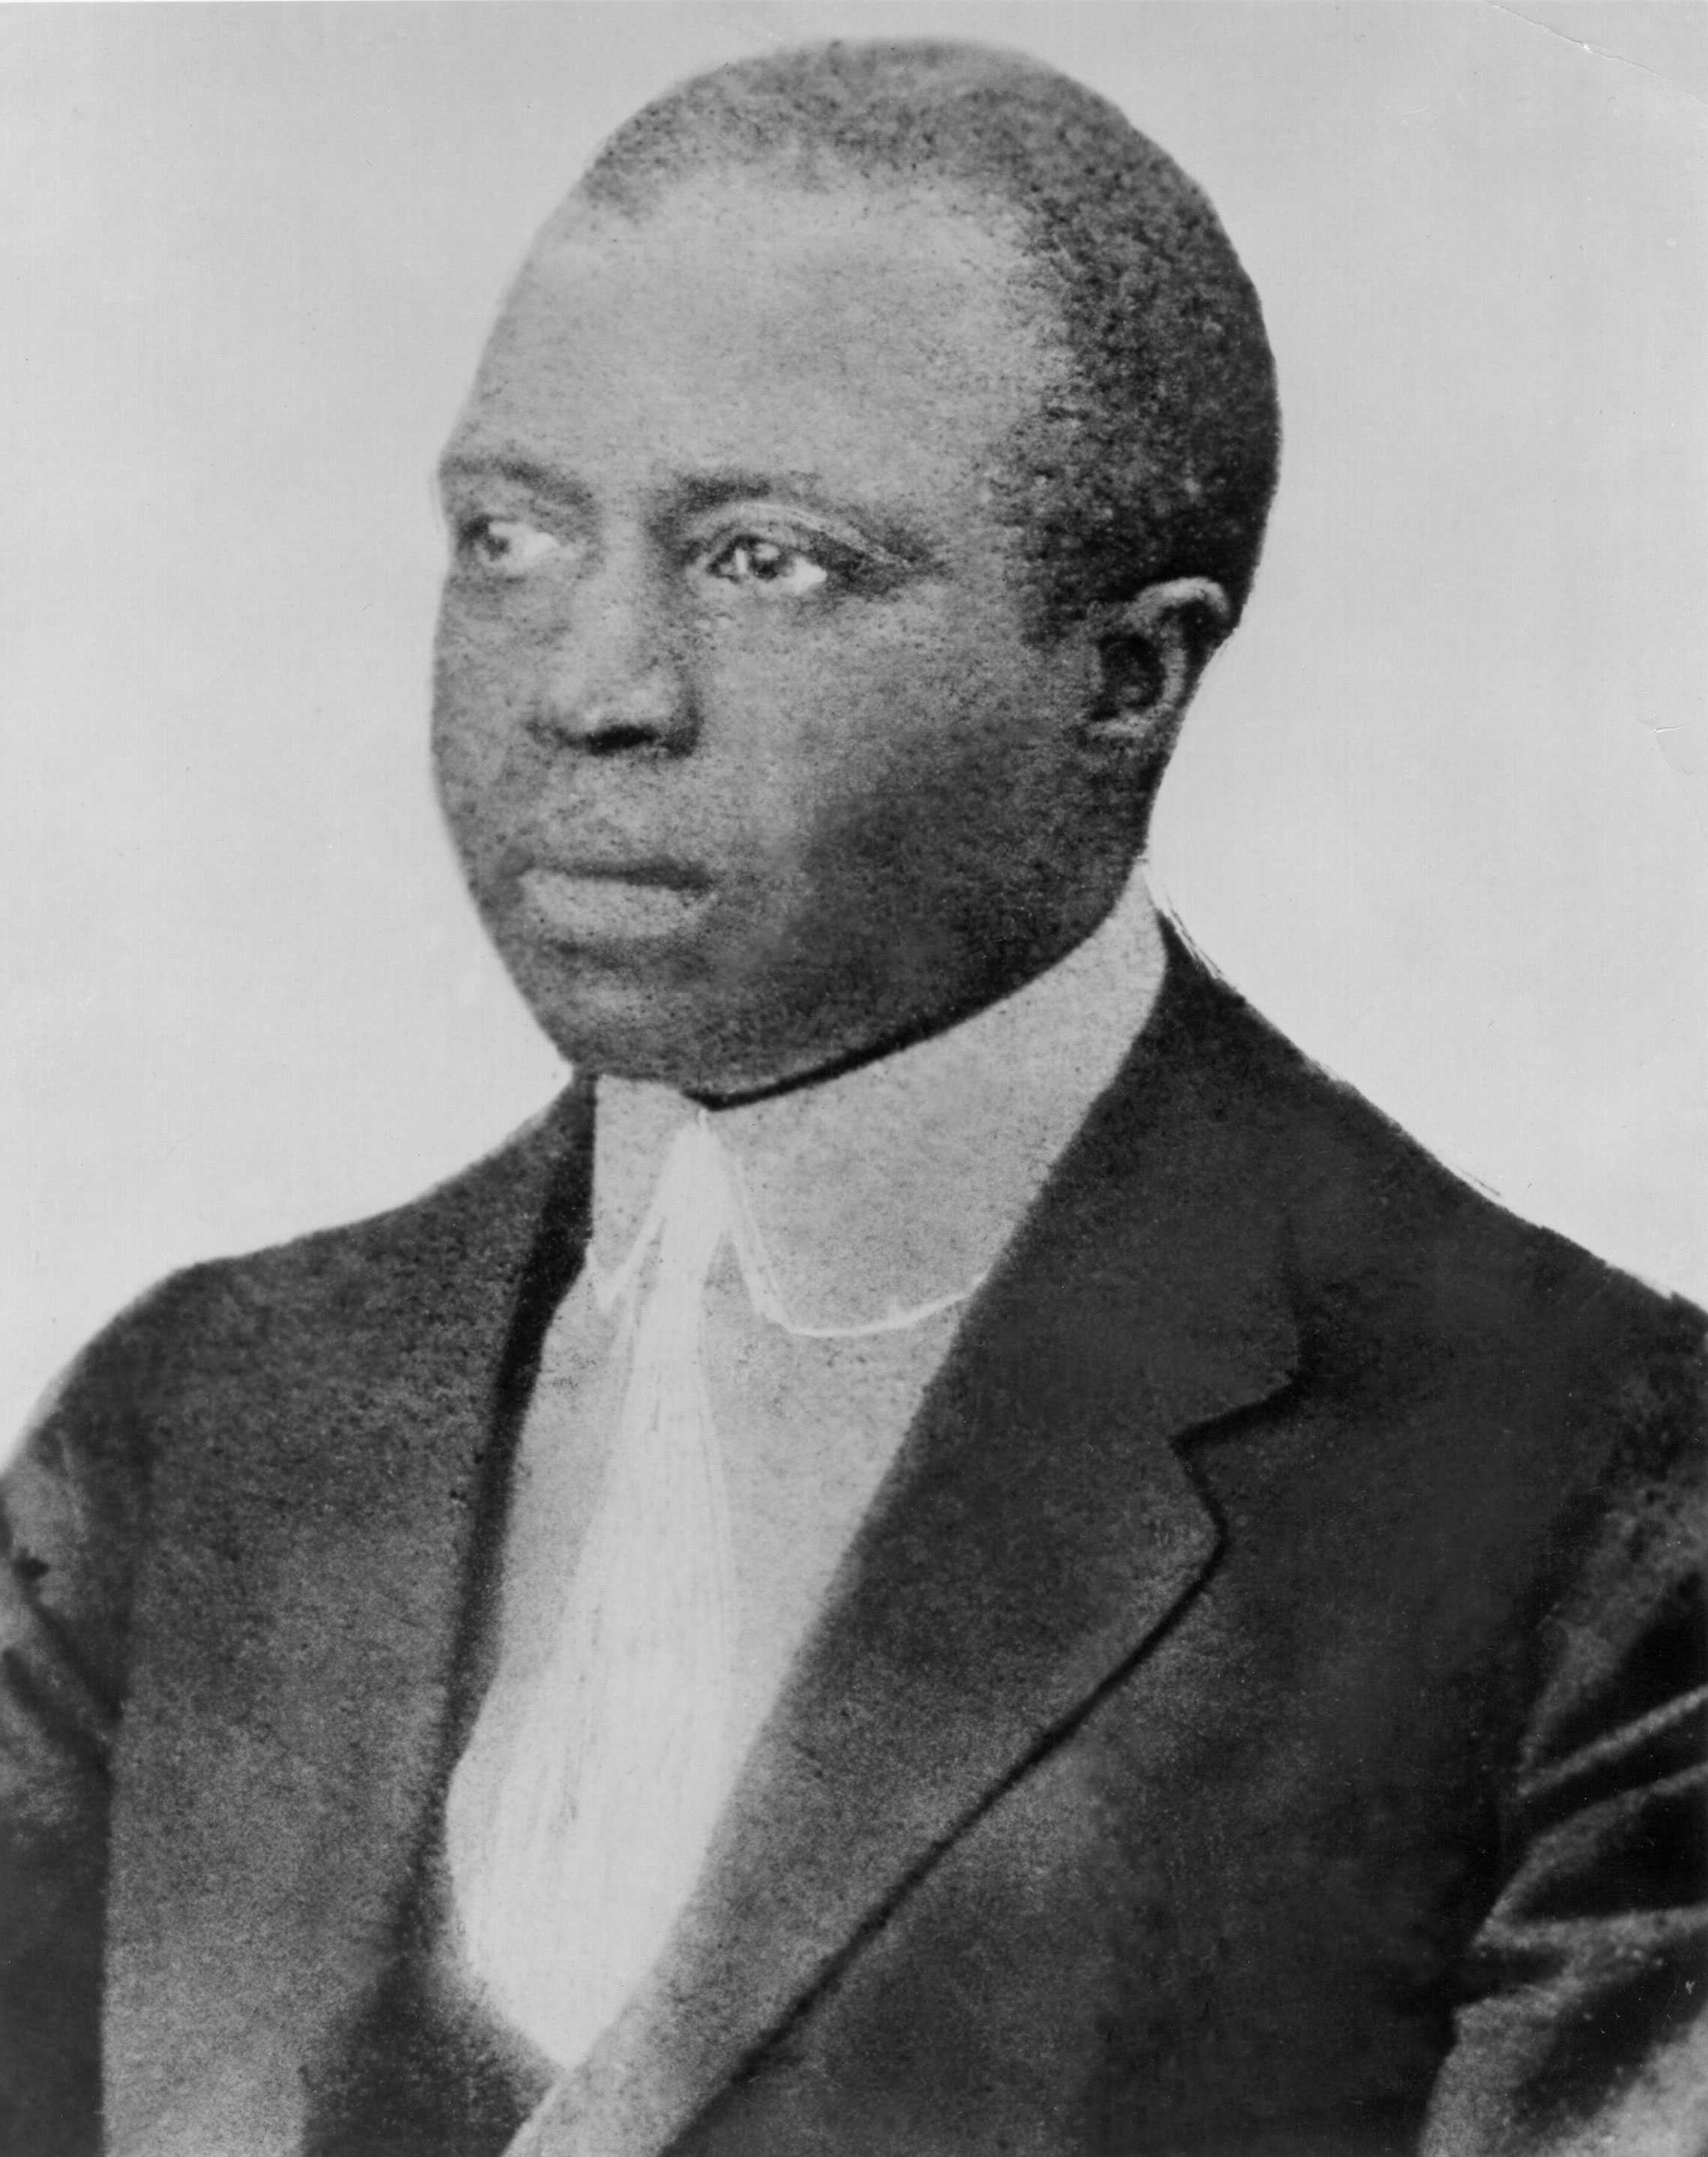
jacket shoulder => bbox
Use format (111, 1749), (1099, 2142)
(142, 1088), (588, 1360)
(1162, 934), (1706, 1449)
(10, 1086), (589, 1485)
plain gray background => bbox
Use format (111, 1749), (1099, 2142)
(4, 1), (1706, 1454)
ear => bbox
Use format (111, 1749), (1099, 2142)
(1079, 576), (1231, 758)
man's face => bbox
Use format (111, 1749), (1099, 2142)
(433, 172), (1120, 1095)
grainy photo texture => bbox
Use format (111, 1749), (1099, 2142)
(2, 10), (1705, 2157)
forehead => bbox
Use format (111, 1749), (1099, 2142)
(447, 173), (1065, 510)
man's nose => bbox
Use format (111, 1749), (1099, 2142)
(526, 557), (695, 755)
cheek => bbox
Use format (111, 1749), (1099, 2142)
(430, 609), (529, 850)
(701, 633), (939, 887)
(433, 603), (510, 742)
(735, 615), (1084, 877)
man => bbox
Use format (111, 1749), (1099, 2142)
(2, 39), (1703, 2157)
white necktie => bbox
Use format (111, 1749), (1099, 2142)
(445, 1111), (740, 2071)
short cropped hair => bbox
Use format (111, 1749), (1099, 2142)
(579, 40), (1280, 639)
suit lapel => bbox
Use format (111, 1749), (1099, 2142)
(103, 1087), (593, 2157)
(513, 944), (1303, 2157)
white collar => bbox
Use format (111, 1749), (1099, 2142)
(588, 868), (1165, 1335)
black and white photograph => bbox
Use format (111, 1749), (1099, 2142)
(3, 7), (1705, 2153)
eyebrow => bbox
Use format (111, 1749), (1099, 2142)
(436, 452), (593, 515)
(437, 451), (941, 569)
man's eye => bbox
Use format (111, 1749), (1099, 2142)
(704, 535), (830, 597)
(459, 516), (564, 577)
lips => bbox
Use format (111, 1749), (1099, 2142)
(516, 858), (713, 944)
(532, 855), (708, 889)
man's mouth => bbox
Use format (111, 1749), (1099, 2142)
(516, 860), (714, 945)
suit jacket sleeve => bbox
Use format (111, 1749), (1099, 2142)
(1422, 1306), (1708, 2156)
(0, 1281), (189, 2157)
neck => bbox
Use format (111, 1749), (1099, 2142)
(588, 860), (1166, 1333)
(678, 863), (1154, 1108)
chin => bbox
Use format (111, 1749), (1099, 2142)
(527, 976), (865, 1101)
(507, 971), (737, 1094)
(523, 986), (695, 1087)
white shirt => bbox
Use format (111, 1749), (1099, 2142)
(442, 869), (1167, 2076)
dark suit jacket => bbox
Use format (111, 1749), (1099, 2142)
(4, 938), (1704, 2157)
